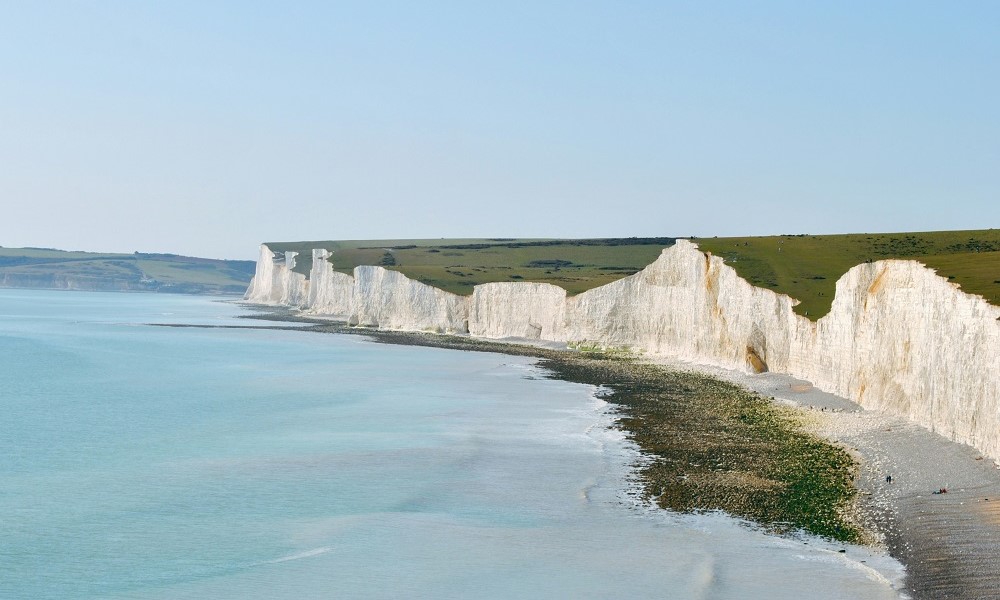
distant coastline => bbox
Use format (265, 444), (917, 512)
(0, 247), (253, 295)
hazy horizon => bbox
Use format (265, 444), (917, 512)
(2, 2), (997, 261)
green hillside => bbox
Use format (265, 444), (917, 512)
(0, 247), (255, 295)
(695, 229), (1000, 319)
(265, 238), (675, 296)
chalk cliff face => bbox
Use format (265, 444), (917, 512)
(245, 244), (466, 331)
(244, 241), (1000, 460)
(564, 242), (799, 372)
(244, 244), (309, 306)
(350, 266), (468, 333)
(469, 282), (567, 340)
(306, 249), (354, 318)
(791, 261), (1000, 458)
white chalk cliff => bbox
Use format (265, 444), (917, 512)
(305, 249), (354, 318)
(349, 266), (467, 333)
(244, 241), (1000, 460)
(469, 282), (568, 341)
(243, 245), (309, 307)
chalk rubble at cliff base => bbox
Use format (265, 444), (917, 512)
(244, 239), (1000, 462)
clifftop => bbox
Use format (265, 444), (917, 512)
(263, 230), (1000, 320)
(263, 237), (676, 296)
(696, 229), (1000, 318)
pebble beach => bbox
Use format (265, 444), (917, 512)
(681, 363), (1000, 599)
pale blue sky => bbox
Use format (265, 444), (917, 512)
(1, 1), (997, 259)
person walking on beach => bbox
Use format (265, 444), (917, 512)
(886, 474), (892, 484)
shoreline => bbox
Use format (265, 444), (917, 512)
(192, 308), (1000, 597)
(219, 314), (864, 538)
(734, 372), (1000, 599)
(645, 359), (1000, 599)
(229, 316), (877, 529)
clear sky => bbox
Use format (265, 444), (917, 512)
(1, 1), (998, 260)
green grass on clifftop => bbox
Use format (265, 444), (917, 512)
(268, 229), (1000, 317)
(695, 229), (1000, 319)
(265, 238), (675, 296)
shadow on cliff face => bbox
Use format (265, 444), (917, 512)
(746, 346), (768, 373)
(746, 327), (769, 373)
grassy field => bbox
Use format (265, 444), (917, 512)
(0, 247), (255, 294)
(695, 229), (1000, 319)
(266, 238), (675, 296)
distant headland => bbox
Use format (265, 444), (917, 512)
(0, 247), (254, 295)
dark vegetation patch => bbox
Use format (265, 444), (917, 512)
(945, 239), (998, 253)
(526, 259), (573, 268)
(437, 237), (675, 250)
(543, 356), (862, 542)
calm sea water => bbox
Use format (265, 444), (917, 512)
(0, 289), (905, 599)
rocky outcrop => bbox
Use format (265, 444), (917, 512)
(243, 240), (1000, 461)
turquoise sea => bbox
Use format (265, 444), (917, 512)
(0, 289), (905, 599)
